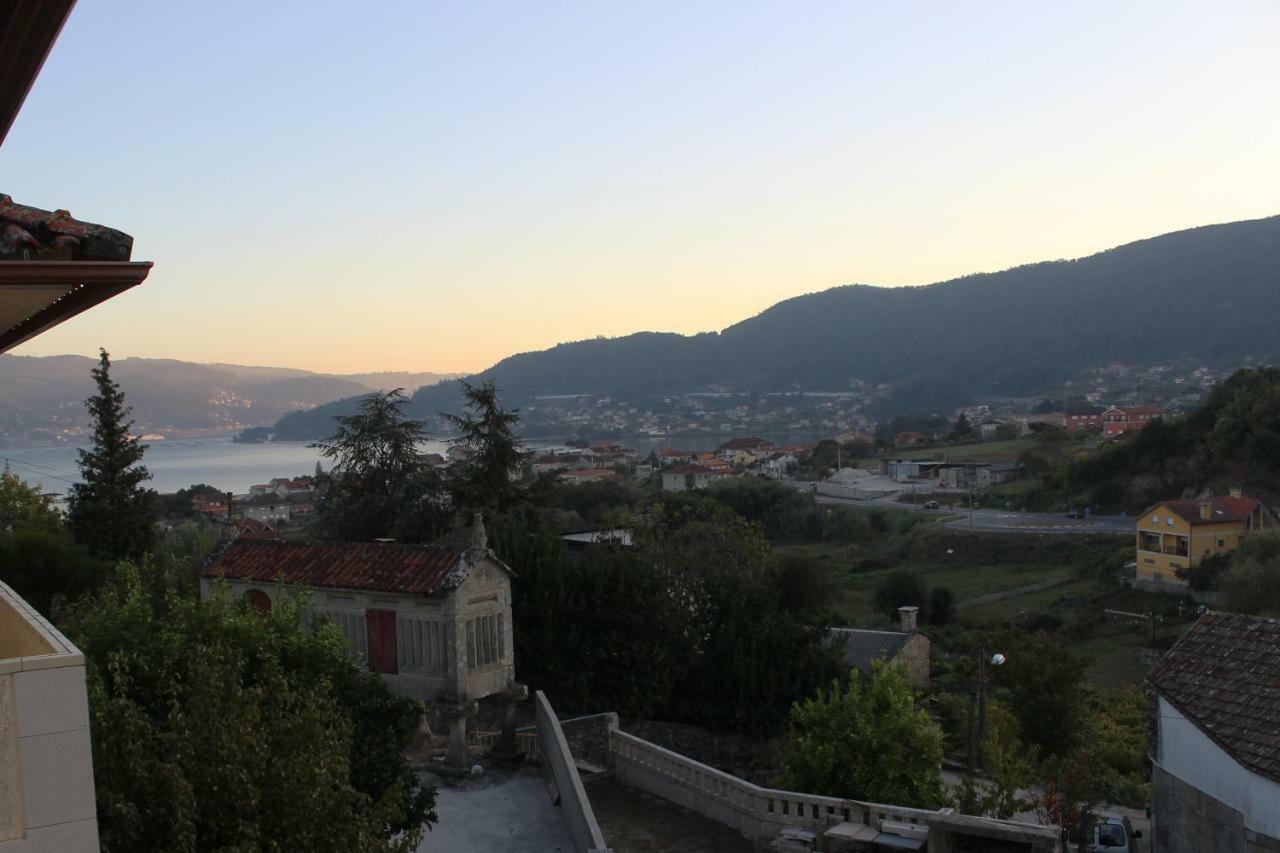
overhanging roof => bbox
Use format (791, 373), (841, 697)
(0, 1), (76, 148)
(0, 260), (152, 352)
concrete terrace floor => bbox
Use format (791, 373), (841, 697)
(417, 766), (574, 852)
(585, 776), (753, 853)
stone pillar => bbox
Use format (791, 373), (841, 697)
(440, 699), (479, 768)
(446, 715), (469, 768)
(493, 683), (529, 763)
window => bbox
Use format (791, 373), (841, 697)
(465, 613), (503, 670)
(328, 611), (368, 662)
(1218, 539), (1225, 548)
(1166, 516), (1174, 526)
(397, 618), (447, 675)
(1151, 514), (1160, 524)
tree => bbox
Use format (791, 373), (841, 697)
(62, 561), (435, 853)
(312, 390), (447, 543)
(928, 586), (956, 626)
(992, 631), (1090, 757)
(67, 349), (156, 560)
(781, 662), (946, 808)
(874, 569), (929, 621)
(442, 380), (522, 514)
(0, 531), (109, 615)
(949, 413), (975, 442)
(1220, 530), (1280, 615)
(953, 728), (1038, 819)
(0, 469), (64, 535)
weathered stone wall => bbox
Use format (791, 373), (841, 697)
(1153, 762), (1251, 853)
(900, 634), (930, 686)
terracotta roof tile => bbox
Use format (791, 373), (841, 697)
(1153, 496), (1261, 525)
(0, 194), (134, 261)
(1149, 611), (1280, 783)
(203, 538), (467, 596)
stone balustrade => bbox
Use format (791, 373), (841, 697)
(610, 729), (934, 841)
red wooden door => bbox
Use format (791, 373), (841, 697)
(366, 609), (398, 674)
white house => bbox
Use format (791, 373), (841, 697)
(1147, 611), (1280, 852)
(661, 463), (727, 491)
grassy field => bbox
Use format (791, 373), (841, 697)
(777, 540), (1072, 622)
(878, 437), (1036, 464)
(958, 578), (1197, 688)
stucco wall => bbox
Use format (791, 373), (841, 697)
(0, 583), (99, 853)
(1155, 695), (1280, 845)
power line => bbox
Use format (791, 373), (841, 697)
(0, 457), (80, 486)
(2, 455), (81, 479)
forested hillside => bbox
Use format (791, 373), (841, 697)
(267, 214), (1280, 438)
(1066, 368), (1280, 512)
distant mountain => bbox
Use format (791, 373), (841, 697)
(0, 355), (460, 445)
(263, 214), (1280, 440)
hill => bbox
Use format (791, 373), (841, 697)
(1066, 367), (1280, 513)
(0, 355), (460, 445)
(265, 214), (1280, 439)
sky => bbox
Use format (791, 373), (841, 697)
(3, 1), (1279, 375)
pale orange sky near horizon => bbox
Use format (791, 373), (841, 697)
(3, 1), (1278, 376)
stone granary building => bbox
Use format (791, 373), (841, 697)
(202, 518), (525, 765)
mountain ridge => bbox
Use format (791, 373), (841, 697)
(263, 213), (1280, 439)
(0, 354), (461, 445)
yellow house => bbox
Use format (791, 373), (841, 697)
(1135, 494), (1265, 587)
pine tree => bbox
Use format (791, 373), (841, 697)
(442, 380), (522, 514)
(67, 349), (156, 560)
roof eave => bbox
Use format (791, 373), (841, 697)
(0, 260), (152, 352)
(0, 0), (77, 148)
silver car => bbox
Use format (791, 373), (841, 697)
(1090, 815), (1142, 852)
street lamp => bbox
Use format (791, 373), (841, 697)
(967, 645), (1006, 773)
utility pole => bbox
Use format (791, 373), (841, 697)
(977, 643), (988, 772)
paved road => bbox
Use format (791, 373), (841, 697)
(815, 492), (1134, 535)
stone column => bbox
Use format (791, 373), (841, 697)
(446, 715), (469, 768)
(493, 683), (529, 762)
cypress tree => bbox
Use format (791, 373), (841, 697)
(67, 349), (156, 560)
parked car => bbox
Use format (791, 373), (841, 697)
(922, 500), (940, 510)
(1090, 815), (1141, 852)
(1064, 509), (1084, 519)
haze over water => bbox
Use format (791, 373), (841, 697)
(0, 437), (451, 496)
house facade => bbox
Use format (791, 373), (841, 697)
(1064, 404), (1103, 431)
(718, 436), (774, 466)
(1135, 494), (1264, 588)
(661, 463), (726, 491)
(1148, 611), (1280, 853)
(1102, 405), (1168, 437)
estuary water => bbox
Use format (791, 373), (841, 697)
(0, 437), (452, 496)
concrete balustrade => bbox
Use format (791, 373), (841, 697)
(610, 729), (935, 841)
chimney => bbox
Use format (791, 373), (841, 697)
(1199, 498), (1213, 521)
(1229, 485), (1243, 499)
(898, 606), (919, 633)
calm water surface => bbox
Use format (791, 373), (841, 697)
(0, 437), (452, 496)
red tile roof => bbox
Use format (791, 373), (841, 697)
(1154, 496), (1261, 525)
(719, 436), (773, 450)
(203, 539), (468, 596)
(1149, 611), (1280, 783)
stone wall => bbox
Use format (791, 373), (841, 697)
(1153, 762), (1249, 853)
